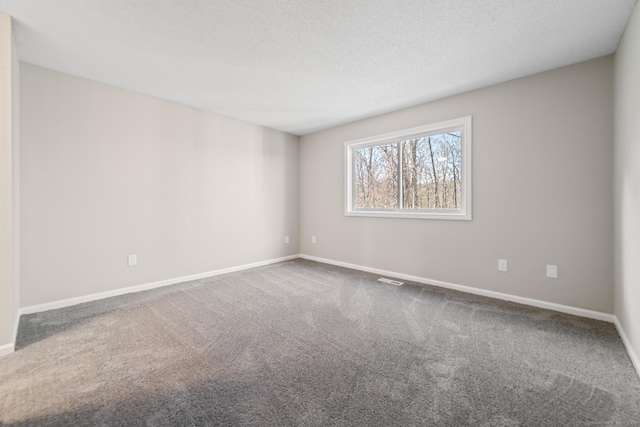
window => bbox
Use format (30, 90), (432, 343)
(345, 116), (472, 220)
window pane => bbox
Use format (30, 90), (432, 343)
(354, 143), (398, 209)
(401, 131), (461, 210)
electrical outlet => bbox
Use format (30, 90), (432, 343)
(311, 236), (316, 244)
(546, 265), (558, 279)
(128, 254), (137, 266)
(498, 259), (508, 272)
(284, 236), (289, 244)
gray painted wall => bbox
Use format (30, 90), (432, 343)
(0, 12), (16, 350)
(300, 56), (614, 313)
(615, 2), (640, 368)
(10, 13), (19, 345)
(20, 63), (299, 307)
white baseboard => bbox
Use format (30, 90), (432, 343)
(300, 254), (615, 323)
(0, 342), (15, 357)
(18, 255), (300, 317)
(10, 253), (639, 381)
(613, 317), (640, 380)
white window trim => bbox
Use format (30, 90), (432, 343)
(344, 116), (472, 220)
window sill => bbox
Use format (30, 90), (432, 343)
(345, 210), (472, 220)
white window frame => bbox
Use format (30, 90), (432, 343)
(345, 116), (472, 220)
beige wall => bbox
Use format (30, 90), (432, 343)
(11, 16), (19, 345)
(300, 56), (614, 313)
(20, 63), (299, 307)
(614, 3), (640, 366)
(0, 12), (17, 352)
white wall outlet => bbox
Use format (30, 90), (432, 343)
(546, 265), (558, 279)
(284, 236), (289, 244)
(498, 259), (508, 272)
(311, 236), (316, 244)
(128, 254), (137, 266)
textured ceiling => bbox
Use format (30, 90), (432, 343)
(0, 0), (636, 135)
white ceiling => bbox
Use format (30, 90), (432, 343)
(0, 1), (636, 135)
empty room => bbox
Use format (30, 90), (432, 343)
(1, 1), (640, 425)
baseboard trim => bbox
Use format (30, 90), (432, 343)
(613, 317), (640, 379)
(18, 255), (300, 317)
(300, 254), (615, 323)
(0, 342), (15, 357)
(11, 253), (637, 380)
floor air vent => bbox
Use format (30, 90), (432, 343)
(377, 277), (404, 286)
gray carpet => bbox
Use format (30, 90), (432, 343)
(1, 259), (639, 426)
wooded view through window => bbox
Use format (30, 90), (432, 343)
(354, 132), (461, 209)
(345, 117), (471, 220)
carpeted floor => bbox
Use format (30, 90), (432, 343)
(1, 259), (639, 426)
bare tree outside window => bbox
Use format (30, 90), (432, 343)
(401, 132), (461, 210)
(354, 143), (398, 209)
